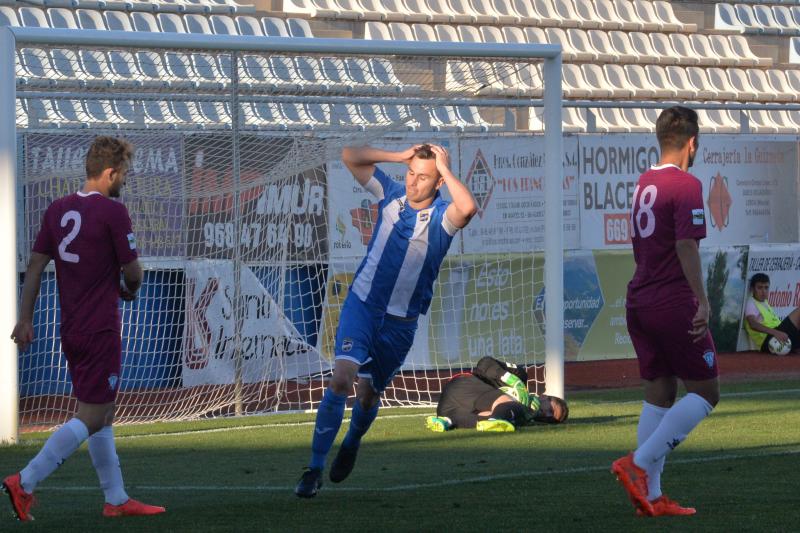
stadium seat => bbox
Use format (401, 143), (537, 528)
(427, 106), (463, 132)
(686, 67), (734, 100)
(358, 0), (389, 21)
(791, 6), (800, 29)
(75, 8), (105, 30)
(765, 110), (797, 134)
(559, 0), (601, 29)
(746, 109), (780, 133)
(569, 28), (614, 61)
(562, 63), (592, 98)
(334, 0), (368, 20)
(619, 107), (651, 132)
(365, 20), (391, 39)
(196, 101), (232, 129)
(589, 30), (631, 62)
(529, 106), (585, 133)
(645, 64), (691, 98)
(628, 32), (661, 63)
(607, 30), (640, 62)
(454, 105), (495, 131)
(479, 25), (504, 44)
(129, 12), (160, 32)
(612, 0), (646, 31)
(592, 0), (624, 30)
(388, 21), (415, 40)
(84, 99), (135, 128)
(668, 33), (703, 65)
(580, 63), (617, 97)
(184, 13), (214, 33)
(46, 8), (78, 29)
(424, 0), (467, 24)
(471, 0), (514, 25)
(726, 67), (760, 100)
(407, 0), (446, 23)
(380, 0), (429, 23)
(753, 4), (784, 34)
(511, 0), (548, 25)
(524, 26), (547, 45)
(262, 17), (290, 36)
(734, 4), (767, 34)
(694, 107), (734, 133)
(790, 37), (800, 64)
(604, 63), (651, 97)
(18, 7), (50, 28)
(330, 102), (365, 129)
(282, 0), (319, 17)
(747, 68), (782, 101)
(288, 18), (314, 37)
(317, 56), (371, 92)
(488, 0), (523, 24)
(536, 0), (577, 28)
(766, 69), (799, 102)
(708, 34), (751, 68)
(235, 15), (264, 36)
(633, 0), (674, 31)
(690, 34), (733, 67)
(245, 102), (289, 129)
(210, 14), (238, 34)
(714, 3), (744, 32)
(666, 66), (713, 99)
(704, 67), (742, 101)
(595, 107), (632, 132)
(434, 23), (459, 42)
(648, 33), (681, 65)
(412, 22), (437, 41)
(157, 12), (187, 32)
(772, 6), (799, 35)
(622, 64), (660, 98)
(0, 6), (19, 27)
(653, 1), (696, 32)
(546, 27), (591, 61)
(17, 48), (51, 87)
(456, 0), (494, 23)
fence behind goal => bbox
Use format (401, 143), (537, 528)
(0, 28), (563, 438)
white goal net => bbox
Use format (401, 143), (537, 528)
(5, 30), (563, 431)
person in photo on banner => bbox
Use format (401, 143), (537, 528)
(425, 356), (568, 433)
(611, 107), (719, 517)
(295, 144), (477, 498)
(4, 137), (165, 521)
(744, 273), (800, 355)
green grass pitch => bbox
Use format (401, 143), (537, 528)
(1, 380), (799, 532)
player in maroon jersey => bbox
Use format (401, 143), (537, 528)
(611, 107), (719, 517)
(3, 137), (165, 521)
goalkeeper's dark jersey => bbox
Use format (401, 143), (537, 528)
(436, 357), (528, 429)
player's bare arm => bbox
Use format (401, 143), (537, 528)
(675, 238), (709, 341)
(745, 314), (790, 343)
(120, 259), (144, 302)
(430, 145), (478, 229)
(10, 252), (51, 351)
(341, 145), (420, 186)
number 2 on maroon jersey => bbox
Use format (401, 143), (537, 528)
(631, 184), (658, 239)
(58, 210), (82, 263)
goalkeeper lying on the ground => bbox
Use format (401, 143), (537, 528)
(426, 356), (568, 432)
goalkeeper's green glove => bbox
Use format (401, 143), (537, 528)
(500, 372), (529, 407)
(528, 394), (541, 413)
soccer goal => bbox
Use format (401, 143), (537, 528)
(0, 26), (563, 442)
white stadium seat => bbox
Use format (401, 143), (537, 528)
(726, 67), (760, 100)
(609, 0), (643, 30)
(235, 16), (264, 36)
(184, 13), (214, 34)
(210, 14), (239, 34)
(668, 33), (703, 65)
(511, 0), (547, 25)
(358, 0), (389, 21)
(536, 0), (577, 28)
(562, 63), (592, 98)
(472, 0), (514, 25)
(555, 0), (600, 29)
(380, 0), (429, 23)
(262, 17), (290, 36)
(645, 64), (692, 99)
(753, 4), (783, 35)
(766, 69), (799, 102)
(628, 31), (660, 63)
(568, 28), (614, 62)
(627, 0), (660, 31)
(581, 63), (622, 97)
(288, 18), (315, 37)
(604, 63), (650, 97)
(734, 4), (767, 34)
(772, 6), (798, 35)
(590, 30), (633, 62)
(546, 27), (591, 61)
(747, 68), (782, 101)
(365, 21), (392, 40)
(705, 67), (743, 100)
(648, 33), (681, 65)
(653, 1), (696, 32)
(686, 67), (734, 100)
(714, 3), (744, 32)
(593, 0), (625, 30)
(666, 66), (713, 99)
(388, 21), (415, 41)
(623, 64), (662, 98)
(690, 34), (734, 67)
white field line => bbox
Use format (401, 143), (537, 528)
(18, 387), (800, 444)
(39, 447), (800, 493)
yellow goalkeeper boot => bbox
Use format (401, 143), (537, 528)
(425, 416), (453, 432)
(476, 418), (515, 432)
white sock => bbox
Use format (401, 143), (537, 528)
(634, 393), (713, 471)
(636, 402), (669, 500)
(88, 426), (129, 506)
(20, 418), (89, 494)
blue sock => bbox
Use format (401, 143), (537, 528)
(342, 401), (379, 450)
(310, 388), (347, 470)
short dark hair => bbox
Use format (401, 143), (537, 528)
(413, 144), (435, 160)
(85, 136), (133, 178)
(750, 273), (770, 290)
(655, 106), (699, 153)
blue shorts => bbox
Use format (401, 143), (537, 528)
(334, 295), (418, 393)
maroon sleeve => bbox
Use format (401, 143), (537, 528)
(673, 177), (706, 241)
(109, 203), (138, 264)
(32, 207), (55, 257)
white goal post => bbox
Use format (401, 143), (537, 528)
(0, 26), (562, 444)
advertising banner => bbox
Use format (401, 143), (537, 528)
(184, 134), (327, 262)
(182, 260), (328, 386)
(24, 132), (185, 257)
(579, 134), (798, 249)
(459, 135), (580, 253)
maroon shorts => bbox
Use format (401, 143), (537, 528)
(61, 330), (122, 404)
(626, 303), (719, 381)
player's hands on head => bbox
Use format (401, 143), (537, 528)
(429, 145), (451, 175)
(399, 144), (423, 164)
(689, 301), (710, 342)
(11, 321), (34, 351)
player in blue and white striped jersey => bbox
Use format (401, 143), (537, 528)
(295, 144), (477, 498)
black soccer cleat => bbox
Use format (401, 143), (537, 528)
(329, 445), (359, 483)
(294, 467), (323, 498)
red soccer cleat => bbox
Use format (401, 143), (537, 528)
(2, 473), (36, 522)
(611, 453), (654, 516)
(637, 495), (697, 517)
(103, 498), (166, 518)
